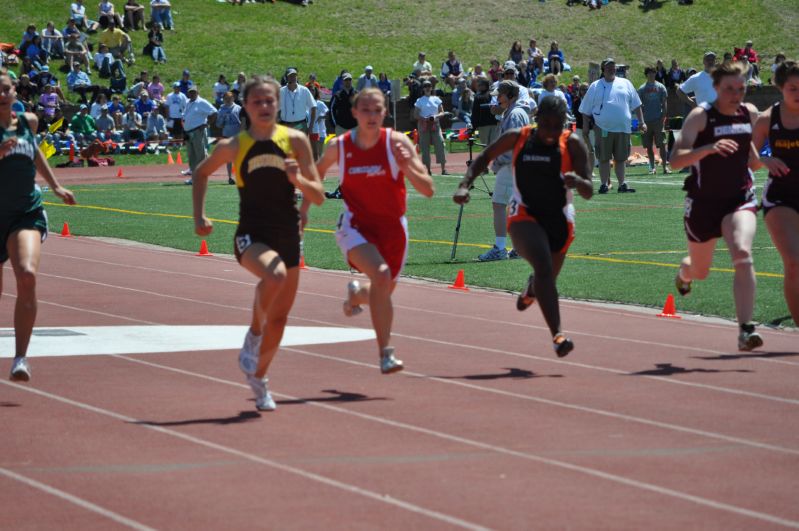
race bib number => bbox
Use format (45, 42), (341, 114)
(508, 198), (519, 217)
(235, 234), (253, 254)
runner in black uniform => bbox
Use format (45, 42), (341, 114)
(753, 60), (799, 325)
(454, 96), (593, 357)
(0, 73), (76, 381)
(670, 61), (764, 350)
(192, 76), (324, 411)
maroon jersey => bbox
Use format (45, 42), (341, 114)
(684, 103), (753, 199)
(763, 102), (799, 213)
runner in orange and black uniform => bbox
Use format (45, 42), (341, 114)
(0, 73), (76, 382)
(753, 60), (799, 325)
(454, 96), (593, 357)
(670, 61), (764, 350)
(193, 76), (324, 412)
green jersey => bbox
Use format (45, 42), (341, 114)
(0, 113), (41, 217)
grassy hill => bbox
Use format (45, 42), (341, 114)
(3, 0), (797, 97)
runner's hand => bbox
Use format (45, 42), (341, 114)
(761, 156), (790, 177)
(393, 141), (414, 169)
(453, 185), (471, 205)
(563, 172), (581, 189)
(284, 157), (300, 187)
(195, 216), (213, 236)
(710, 138), (739, 157)
(53, 186), (77, 205)
(0, 137), (18, 158)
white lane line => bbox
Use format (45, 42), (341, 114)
(0, 381), (490, 531)
(109, 356), (799, 529)
(0, 466), (157, 531)
(29, 272), (799, 404)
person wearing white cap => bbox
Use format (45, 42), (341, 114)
(165, 80), (187, 138)
(356, 65), (378, 91)
(278, 68), (315, 135)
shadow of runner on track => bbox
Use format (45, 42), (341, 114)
(276, 389), (388, 406)
(627, 363), (753, 376)
(427, 368), (563, 380)
(692, 351), (799, 362)
(133, 410), (262, 427)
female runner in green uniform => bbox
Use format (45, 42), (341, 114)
(193, 76), (324, 411)
(1, 73), (76, 381)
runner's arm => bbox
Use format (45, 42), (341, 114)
(193, 136), (237, 235)
(391, 130), (433, 197)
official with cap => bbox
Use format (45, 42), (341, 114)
(278, 67), (316, 134)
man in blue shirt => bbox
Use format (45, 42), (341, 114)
(66, 63), (100, 103)
(182, 86), (216, 185)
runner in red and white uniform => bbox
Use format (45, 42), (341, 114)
(753, 60), (799, 325)
(454, 96), (593, 357)
(670, 61), (765, 350)
(312, 88), (434, 374)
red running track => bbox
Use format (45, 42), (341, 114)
(1, 235), (798, 530)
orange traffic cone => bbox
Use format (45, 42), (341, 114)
(176, 152), (183, 165)
(448, 269), (469, 291)
(68, 142), (75, 163)
(116, 167), (124, 179)
(60, 222), (72, 238)
(657, 294), (681, 319)
(196, 240), (213, 256)
(299, 255), (308, 270)
(167, 152), (175, 164)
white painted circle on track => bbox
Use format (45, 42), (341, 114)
(0, 326), (375, 358)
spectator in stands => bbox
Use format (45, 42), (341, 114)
(37, 84), (61, 125)
(94, 43), (125, 78)
(330, 72), (356, 135)
(579, 57), (645, 194)
(654, 59), (667, 86)
(509, 41), (524, 65)
(99, 20), (134, 65)
(128, 70), (149, 98)
(108, 67), (127, 96)
(678, 51), (717, 108)
(356, 65), (378, 91)
(134, 90), (156, 118)
(307, 85), (327, 160)
(181, 86), (216, 184)
(165, 81), (186, 138)
(150, 0), (174, 30)
(64, 33), (91, 72)
(456, 86), (473, 129)
(412, 52), (431, 77)
(90, 92), (108, 119)
(145, 105), (167, 140)
(213, 74), (229, 106)
(67, 63), (101, 103)
(15, 75), (38, 111)
(734, 39), (759, 66)
(95, 106), (121, 142)
(124, 0), (145, 30)
(62, 18), (85, 44)
(539, 74), (567, 105)
(441, 50), (466, 89)
(122, 103), (144, 141)
(70, 104), (97, 144)
(278, 68), (316, 134)
(527, 38), (544, 68)
(516, 60), (531, 88)
(33, 66), (66, 102)
(178, 69), (193, 95)
(638, 65), (670, 175)
(98, 0), (125, 29)
(769, 53), (786, 84)
(413, 79), (448, 175)
(144, 21), (166, 63)
(19, 25), (39, 56)
(487, 58), (502, 83)
(377, 72), (391, 98)
(471, 77), (497, 146)
(740, 55), (762, 86)
(107, 93), (126, 126)
(25, 36), (48, 71)
(70, 0), (100, 32)
(41, 22), (65, 59)
(547, 41), (564, 75)
(215, 91), (241, 183)
(231, 71), (246, 102)
(147, 73), (164, 102)
(665, 58), (686, 90)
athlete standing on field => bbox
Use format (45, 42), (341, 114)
(454, 96), (593, 357)
(193, 76), (324, 411)
(670, 62), (764, 350)
(752, 60), (799, 325)
(0, 73), (76, 381)
(311, 88), (434, 373)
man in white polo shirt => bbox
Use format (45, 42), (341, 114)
(579, 57), (645, 194)
(278, 68), (316, 135)
(678, 51), (718, 108)
(182, 86), (216, 185)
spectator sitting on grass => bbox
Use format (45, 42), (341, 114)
(487, 58), (502, 83)
(70, 103), (98, 144)
(64, 33), (91, 72)
(412, 52), (431, 77)
(99, 20), (134, 65)
(740, 55), (762, 86)
(98, 0), (125, 29)
(547, 41), (565, 75)
(654, 59), (667, 86)
(769, 53), (786, 84)
(527, 38), (544, 68)
(25, 36), (48, 71)
(144, 21), (166, 63)
(94, 43), (125, 78)
(109, 68), (127, 96)
(178, 69), (194, 95)
(128, 70), (149, 98)
(19, 24), (39, 56)
(509, 40), (524, 65)
(41, 22), (65, 59)
(147, 74), (164, 102)
(135, 90), (156, 118)
(122, 103), (144, 141)
(107, 93), (125, 126)
(90, 92), (108, 119)
(124, 0), (145, 30)
(145, 105), (167, 140)
(15, 75), (39, 112)
(37, 84), (61, 124)
(62, 18), (86, 44)
(150, 0), (174, 30)
(213, 74), (229, 106)
(67, 63), (101, 103)
(70, 0), (100, 32)
(441, 50), (466, 90)
(33, 66), (66, 102)
(95, 106), (122, 142)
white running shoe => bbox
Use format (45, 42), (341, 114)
(738, 324), (764, 351)
(342, 280), (363, 317)
(238, 329), (261, 376)
(10, 357), (31, 382)
(380, 347), (404, 374)
(247, 374), (276, 411)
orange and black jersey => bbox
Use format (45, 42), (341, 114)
(511, 126), (574, 218)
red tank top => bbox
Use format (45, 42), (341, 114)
(338, 128), (406, 227)
(685, 103), (753, 198)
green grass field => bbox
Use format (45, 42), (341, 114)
(3, 0), (798, 99)
(42, 162), (793, 328)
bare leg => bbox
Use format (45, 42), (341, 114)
(765, 207), (799, 324)
(599, 161), (611, 187)
(679, 238), (717, 283)
(509, 221), (560, 336)
(722, 210), (757, 325)
(346, 243), (396, 354)
(614, 155), (626, 186)
(7, 230), (42, 358)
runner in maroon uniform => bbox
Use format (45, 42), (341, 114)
(312, 88), (434, 373)
(454, 96), (593, 357)
(753, 60), (799, 324)
(670, 62), (764, 350)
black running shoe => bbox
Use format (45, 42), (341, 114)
(675, 273), (692, 296)
(553, 334), (574, 358)
(618, 182), (636, 193)
(516, 274), (536, 311)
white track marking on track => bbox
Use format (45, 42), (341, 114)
(91, 357), (799, 529)
(27, 272), (799, 402)
(0, 466), (157, 531)
(0, 381), (490, 531)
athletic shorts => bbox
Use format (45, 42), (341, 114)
(596, 129), (630, 163)
(233, 224), (301, 268)
(0, 208), (48, 263)
(508, 204), (575, 254)
(762, 177), (799, 217)
(683, 190), (758, 243)
(492, 164), (513, 205)
(641, 120), (665, 149)
(335, 210), (408, 280)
